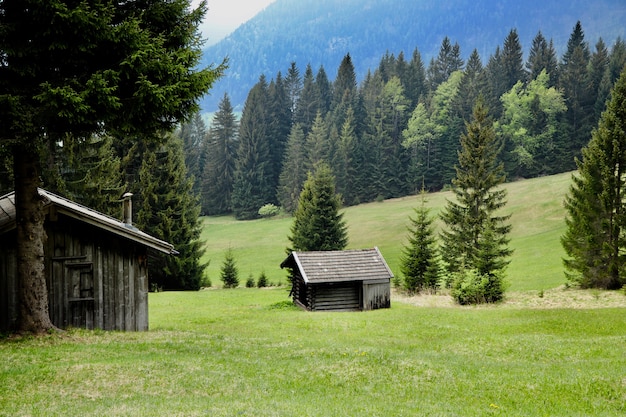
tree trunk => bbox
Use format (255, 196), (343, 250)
(13, 145), (56, 333)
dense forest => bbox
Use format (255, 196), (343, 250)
(185, 22), (626, 219)
(200, 0), (626, 112)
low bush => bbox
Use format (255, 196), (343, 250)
(450, 269), (506, 305)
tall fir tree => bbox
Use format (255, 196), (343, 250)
(427, 37), (464, 90)
(526, 31), (559, 86)
(285, 62), (302, 116)
(136, 132), (206, 291)
(231, 76), (274, 220)
(178, 112), (207, 195)
(333, 107), (359, 206)
(277, 124), (308, 213)
(293, 64), (317, 133)
(400, 192), (440, 294)
(559, 21), (593, 171)
(561, 67), (626, 290)
(287, 162), (348, 252)
(267, 72), (292, 200)
(201, 93), (238, 215)
(440, 98), (512, 280)
(501, 29), (527, 88)
(588, 38), (610, 122)
(596, 38), (626, 118)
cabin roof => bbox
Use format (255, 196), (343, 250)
(0, 189), (176, 255)
(280, 248), (393, 284)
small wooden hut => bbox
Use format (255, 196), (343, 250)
(280, 248), (392, 311)
(0, 189), (176, 332)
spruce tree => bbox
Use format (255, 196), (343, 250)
(440, 98), (512, 299)
(400, 192), (440, 294)
(559, 21), (593, 171)
(178, 112), (208, 195)
(501, 29), (527, 88)
(136, 133), (206, 291)
(526, 31), (559, 86)
(220, 247), (239, 288)
(202, 93), (238, 215)
(232, 76), (274, 220)
(561, 67), (626, 290)
(288, 162), (348, 252)
(293, 64), (317, 134)
(277, 124), (308, 213)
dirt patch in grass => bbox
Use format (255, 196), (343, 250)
(393, 287), (626, 309)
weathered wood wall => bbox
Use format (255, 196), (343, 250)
(0, 215), (149, 332)
(362, 279), (391, 311)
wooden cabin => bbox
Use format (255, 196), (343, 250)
(280, 248), (392, 312)
(0, 189), (176, 332)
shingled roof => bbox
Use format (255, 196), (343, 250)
(0, 189), (176, 255)
(280, 247), (393, 284)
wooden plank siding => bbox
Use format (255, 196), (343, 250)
(0, 215), (150, 332)
(0, 189), (173, 333)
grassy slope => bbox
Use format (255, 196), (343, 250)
(200, 172), (572, 291)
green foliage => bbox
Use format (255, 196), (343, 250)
(450, 268), (506, 305)
(201, 94), (238, 215)
(136, 133), (207, 291)
(42, 135), (126, 218)
(220, 248), (239, 288)
(257, 272), (268, 288)
(258, 204), (280, 218)
(277, 124), (308, 213)
(440, 98), (512, 302)
(561, 66), (626, 289)
(232, 77), (274, 220)
(245, 274), (255, 288)
(498, 70), (566, 177)
(400, 193), (440, 293)
(288, 162), (348, 252)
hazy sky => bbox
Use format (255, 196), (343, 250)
(192, 0), (276, 46)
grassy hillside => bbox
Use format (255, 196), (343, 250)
(200, 172), (572, 291)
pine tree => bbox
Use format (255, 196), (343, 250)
(427, 37), (464, 90)
(288, 162), (348, 252)
(232, 76), (274, 220)
(202, 93), (238, 215)
(277, 124), (308, 213)
(178, 112), (207, 195)
(440, 98), (512, 288)
(400, 192), (440, 294)
(561, 67), (626, 290)
(501, 29), (527, 88)
(559, 21), (593, 171)
(293, 64), (317, 133)
(220, 247), (239, 288)
(136, 133), (206, 291)
(526, 31), (559, 86)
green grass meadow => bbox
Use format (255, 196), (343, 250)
(3, 172), (626, 416)
(2, 289), (626, 416)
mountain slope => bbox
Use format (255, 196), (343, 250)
(199, 0), (625, 112)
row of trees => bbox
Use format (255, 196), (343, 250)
(184, 22), (626, 219)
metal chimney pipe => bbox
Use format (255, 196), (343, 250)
(122, 192), (133, 225)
